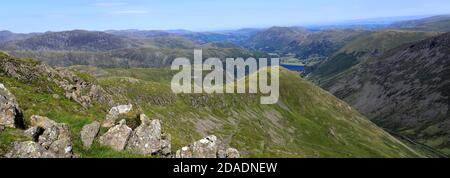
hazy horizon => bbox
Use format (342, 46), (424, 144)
(1, 0), (450, 33)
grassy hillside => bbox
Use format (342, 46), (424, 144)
(80, 66), (422, 157)
(389, 15), (450, 32)
(6, 46), (261, 68)
(320, 33), (450, 155)
(308, 30), (438, 85)
(0, 52), (423, 157)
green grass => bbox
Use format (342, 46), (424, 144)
(1, 59), (425, 157)
(92, 67), (423, 158)
(0, 74), (143, 158)
(0, 128), (32, 156)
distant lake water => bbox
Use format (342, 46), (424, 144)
(280, 64), (305, 71)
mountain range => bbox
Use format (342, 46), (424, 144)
(1, 15), (450, 157)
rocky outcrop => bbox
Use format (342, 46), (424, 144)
(53, 67), (114, 108)
(160, 133), (172, 156)
(0, 83), (24, 129)
(175, 135), (240, 158)
(102, 104), (133, 128)
(24, 126), (44, 141)
(225, 148), (240, 158)
(80, 121), (100, 148)
(6, 141), (57, 158)
(126, 114), (171, 156)
(99, 120), (132, 151)
(323, 32), (450, 150)
(6, 116), (73, 158)
(0, 56), (114, 109)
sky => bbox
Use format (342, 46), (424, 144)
(1, 0), (450, 33)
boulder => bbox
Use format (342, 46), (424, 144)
(191, 135), (218, 158)
(37, 123), (73, 158)
(126, 114), (168, 155)
(102, 104), (133, 128)
(160, 133), (172, 156)
(226, 148), (240, 158)
(99, 119), (132, 151)
(176, 146), (193, 158)
(30, 115), (57, 129)
(24, 126), (44, 141)
(0, 83), (24, 129)
(175, 135), (240, 158)
(27, 115), (73, 158)
(80, 121), (100, 148)
(217, 149), (227, 158)
(6, 141), (56, 158)
(176, 135), (218, 158)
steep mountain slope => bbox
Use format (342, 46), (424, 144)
(322, 32), (450, 154)
(0, 30), (140, 51)
(246, 27), (310, 52)
(286, 29), (369, 58)
(0, 52), (422, 157)
(76, 68), (422, 158)
(308, 30), (438, 84)
(5, 46), (260, 68)
(0, 29), (263, 68)
(390, 15), (450, 32)
(245, 27), (372, 59)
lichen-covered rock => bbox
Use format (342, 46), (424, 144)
(37, 123), (73, 158)
(160, 133), (172, 156)
(176, 146), (193, 158)
(24, 126), (44, 141)
(80, 121), (100, 148)
(30, 115), (57, 129)
(126, 114), (169, 155)
(28, 115), (73, 158)
(0, 83), (24, 129)
(175, 135), (240, 158)
(102, 104), (133, 128)
(0, 57), (114, 109)
(226, 148), (240, 158)
(217, 149), (227, 158)
(191, 135), (218, 158)
(176, 135), (218, 158)
(5, 141), (56, 158)
(99, 119), (132, 151)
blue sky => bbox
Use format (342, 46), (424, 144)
(1, 0), (449, 33)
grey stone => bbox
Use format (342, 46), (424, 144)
(80, 121), (100, 148)
(27, 115), (73, 158)
(160, 133), (172, 156)
(24, 126), (44, 141)
(30, 115), (57, 129)
(191, 135), (218, 158)
(126, 114), (162, 155)
(175, 135), (240, 159)
(102, 104), (133, 128)
(217, 149), (227, 158)
(38, 124), (73, 158)
(176, 146), (193, 158)
(226, 148), (240, 158)
(99, 119), (132, 151)
(0, 83), (24, 129)
(5, 141), (56, 158)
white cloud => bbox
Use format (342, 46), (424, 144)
(113, 10), (149, 14)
